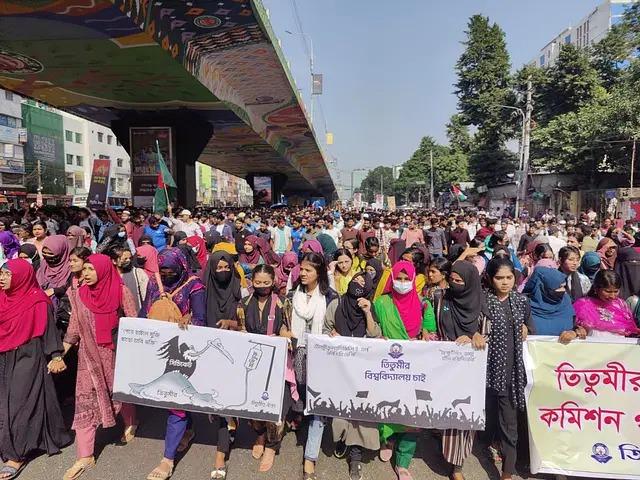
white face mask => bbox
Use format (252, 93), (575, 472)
(392, 279), (413, 295)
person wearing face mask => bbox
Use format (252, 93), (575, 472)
(142, 249), (206, 480)
(18, 243), (41, 273)
(324, 273), (380, 480)
(364, 257), (383, 292)
(186, 235), (208, 273)
(36, 235), (74, 331)
(372, 261), (436, 480)
(431, 262), (485, 480)
(234, 265), (294, 474)
(522, 266), (579, 343)
(107, 245), (148, 314)
(172, 231), (201, 274)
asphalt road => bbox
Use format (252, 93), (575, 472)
(16, 407), (593, 480)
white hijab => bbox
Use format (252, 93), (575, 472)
(291, 285), (326, 347)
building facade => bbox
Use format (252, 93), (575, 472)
(0, 88), (26, 207)
(533, 0), (635, 67)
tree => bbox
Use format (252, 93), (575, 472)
(591, 24), (632, 90)
(357, 166), (394, 204)
(446, 114), (473, 154)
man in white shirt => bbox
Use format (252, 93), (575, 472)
(322, 217), (341, 246)
(172, 209), (203, 238)
(547, 226), (567, 258)
(270, 216), (292, 255)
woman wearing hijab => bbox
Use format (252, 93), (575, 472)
(66, 226), (88, 250)
(62, 254), (138, 480)
(18, 243), (41, 273)
(287, 239), (324, 290)
(324, 273), (380, 480)
(364, 257), (383, 291)
(255, 236), (281, 266)
(558, 246), (590, 301)
(614, 247), (640, 301)
(596, 237), (617, 270)
(0, 259), (71, 479)
(275, 251), (297, 296)
(579, 251), (601, 282)
(239, 235), (264, 271)
(142, 249), (206, 480)
(522, 267), (578, 343)
(172, 231), (201, 274)
(431, 261), (485, 480)
(186, 235), (207, 272)
(0, 231), (20, 261)
(372, 260), (436, 480)
(234, 265), (293, 474)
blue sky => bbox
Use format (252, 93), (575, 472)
(262, 0), (603, 175)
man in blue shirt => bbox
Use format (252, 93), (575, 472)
(290, 216), (306, 253)
(144, 216), (172, 251)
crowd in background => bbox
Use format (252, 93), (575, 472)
(0, 201), (638, 480)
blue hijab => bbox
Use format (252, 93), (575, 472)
(523, 266), (574, 335)
(579, 251), (601, 281)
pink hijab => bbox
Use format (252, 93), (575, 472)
(574, 296), (639, 336)
(383, 260), (422, 338)
(289, 240), (324, 286)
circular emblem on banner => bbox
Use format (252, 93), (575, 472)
(194, 15), (222, 29)
(0, 49), (43, 74)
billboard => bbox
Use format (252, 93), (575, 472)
(253, 175), (273, 206)
(22, 104), (65, 194)
(130, 127), (173, 207)
(87, 159), (111, 209)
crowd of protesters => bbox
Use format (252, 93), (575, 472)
(0, 201), (638, 480)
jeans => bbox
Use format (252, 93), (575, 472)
(304, 416), (326, 462)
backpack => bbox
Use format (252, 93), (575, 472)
(147, 277), (198, 327)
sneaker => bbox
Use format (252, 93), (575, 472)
(334, 440), (348, 459)
(349, 461), (363, 480)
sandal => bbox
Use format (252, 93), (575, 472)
(176, 429), (195, 453)
(120, 424), (138, 444)
(302, 473), (317, 480)
(63, 457), (95, 480)
(211, 465), (227, 479)
(252, 435), (265, 459)
(146, 460), (174, 480)
(0, 464), (25, 480)
(259, 448), (276, 472)
(395, 466), (414, 480)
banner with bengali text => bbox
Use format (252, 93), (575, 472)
(524, 336), (640, 480)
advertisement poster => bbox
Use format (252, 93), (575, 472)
(86, 159), (111, 209)
(22, 104), (64, 194)
(113, 318), (288, 422)
(130, 127), (173, 207)
(253, 176), (273, 206)
(306, 335), (487, 430)
(524, 337), (640, 480)
(387, 196), (396, 211)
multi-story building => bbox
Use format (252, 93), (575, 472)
(533, 0), (635, 67)
(0, 88), (26, 207)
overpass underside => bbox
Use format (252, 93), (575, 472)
(0, 0), (335, 204)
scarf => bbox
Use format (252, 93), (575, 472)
(380, 260), (422, 338)
(78, 254), (123, 350)
(579, 251), (601, 281)
(136, 244), (159, 278)
(388, 238), (406, 266)
(239, 235), (261, 264)
(574, 296), (640, 336)
(0, 259), (50, 352)
(523, 266), (574, 336)
(276, 252), (297, 291)
(291, 285), (326, 347)
(37, 234), (71, 289)
(204, 251), (242, 328)
(565, 270), (584, 301)
(334, 273), (373, 337)
(0, 231), (20, 259)
(256, 236), (281, 266)
(484, 290), (527, 410)
(19, 243), (41, 273)
(244, 294), (283, 335)
(186, 235), (208, 270)
(439, 261), (482, 341)
(597, 238), (617, 270)
(615, 247), (640, 300)
(366, 257), (383, 288)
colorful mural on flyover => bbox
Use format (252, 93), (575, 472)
(0, 0), (334, 195)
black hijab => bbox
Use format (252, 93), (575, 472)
(174, 231), (201, 272)
(615, 247), (640, 300)
(365, 258), (383, 288)
(19, 243), (41, 273)
(334, 273), (373, 337)
(204, 251), (242, 328)
(440, 261), (482, 341)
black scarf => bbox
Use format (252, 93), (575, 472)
(334, 273), (373, 337)
(439, 261), (482, 341)
(566, 270), (584, 301)
(244, 294), (283, 335)
(484, 290), (528, 410)
(365, 258), (383, 287)
(204, 251), (242, 328)
(615, 247), (640, 300)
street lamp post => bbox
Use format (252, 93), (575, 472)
(497, 104), (526, 217)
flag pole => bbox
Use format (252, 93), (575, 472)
(156, 140), (170, 212)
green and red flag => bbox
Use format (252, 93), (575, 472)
(153, 140), (176, 213)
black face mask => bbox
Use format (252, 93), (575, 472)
(43, 254), (61, 266)
(214, 270), (232, 285)
(546, 288), (566, 302)
(253, 286), (272, 298)
(449, 282), (466, 296)
(120, 261), (133, 273)
(347, 281), (367, 299)
(135, 256), (147, 267)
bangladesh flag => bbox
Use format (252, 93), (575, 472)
(153, 140), (177, 213)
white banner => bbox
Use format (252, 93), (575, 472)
(305, 335), (487, 430)
(113, 318), (288, 422)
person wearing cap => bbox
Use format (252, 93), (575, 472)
(172, 209), (203, 238)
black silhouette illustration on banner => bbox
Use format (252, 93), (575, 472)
(129, 336), (234, 408)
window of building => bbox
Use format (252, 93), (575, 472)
(65, 130), (73, 142)
(66, 154), (74, 165)
(97, 132), (104, 142)
(564, 35), (571, 44)
(6, 116), (16, 128)
(3, 144), (14, 158)
(99, 154), (109, 160)
(117, 158), (124, 168)
(539, 55), (545, 66)
(74, 177), (84, 189)
(4, 91), (12, 101)
(110, 177), (117, 192)
(116, 139), (121, 146)
(13, 145), (23, 159)
(76, 155), (83, 167)
(107, 135), (112, 145)
(65, 174), (74, 188)
(75, 132), (82, 144)
(2, 173), (23, 185)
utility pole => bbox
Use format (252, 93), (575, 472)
(429, 150), (435, 209)
(631, 138), (637, 190)
(519, 79), (533, 217)
(380, 174), (384, 208)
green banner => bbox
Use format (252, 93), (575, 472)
(22, 104), (65, 195)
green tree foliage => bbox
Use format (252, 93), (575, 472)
(357, 166), (395, 204)
(591, 24), (633, 90)
(446, 114), (473, 154)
